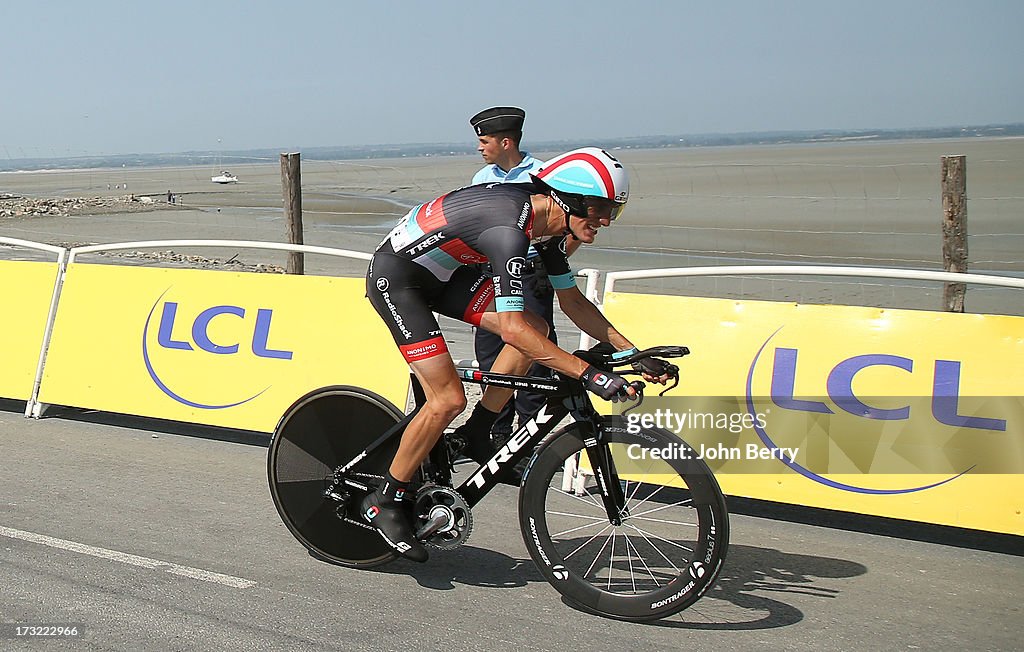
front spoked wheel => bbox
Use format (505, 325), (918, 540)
(519, 417), (729, 621)
(267, 386), (406, 568)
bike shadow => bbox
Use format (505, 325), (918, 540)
(640, 543), (867, 629)
(370, 543), (866, 630)
(372, 544), (544, 590)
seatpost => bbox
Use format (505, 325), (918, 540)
(409, 373), (426, 409)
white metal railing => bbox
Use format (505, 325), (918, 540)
(603, 265), (1024, 294)
(0, 236), (68, 257)
(511, 263), (1024, 406)
(1, 237), (68, 417)
(67, 239), (373, 264)
(575, 268), (603, 351)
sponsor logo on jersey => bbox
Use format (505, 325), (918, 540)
(406, 231), (446, 256)
(506, 257), (526, 277)
(469, 275), (488, 292)
(470, 286), (493, 313)
(517, 200), (531, 229)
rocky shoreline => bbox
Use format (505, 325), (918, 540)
(1, 195), (284, 273)
(0, 194), (171, 218)
(43, 241), (287, 274)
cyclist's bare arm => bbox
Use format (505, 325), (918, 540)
(555, 285), (634, 351)
(485, 310), (591, 379)
(555, 286), (673, 385)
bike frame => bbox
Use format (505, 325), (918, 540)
(328, 367), (628, 520)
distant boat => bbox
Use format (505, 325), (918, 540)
(211, 171), (238, 184)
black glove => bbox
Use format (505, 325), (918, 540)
(581, 365), (631, 402)
(632, 356), (673, 379)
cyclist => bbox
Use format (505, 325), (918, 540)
(364, 147), (672, 561)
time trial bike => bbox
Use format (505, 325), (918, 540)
(267, 344), (728, 621)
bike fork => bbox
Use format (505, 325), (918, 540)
(579, 419), (628, 525)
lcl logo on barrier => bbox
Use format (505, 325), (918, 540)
(746, 327), (1010, 495)
(142, 289), (294, 409)
(769, 348), (1006, 432)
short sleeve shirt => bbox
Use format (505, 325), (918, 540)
(471, 153), (543, 185)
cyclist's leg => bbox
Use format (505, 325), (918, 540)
(473, 326), (515, 439)
(359, 354), (465, 563)
(389, 355), (466, 481)
(365, 253), (468, 561)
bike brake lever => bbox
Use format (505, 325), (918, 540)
(658, 373), (680, 397)
(621, 381), (646, 416)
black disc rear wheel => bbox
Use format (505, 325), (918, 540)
(267, 386), (406, 568)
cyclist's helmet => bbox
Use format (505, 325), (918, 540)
(531, 147), (629, 222)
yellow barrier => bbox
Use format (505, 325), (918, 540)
(0, 260), (60, 402)
(39, 263), (409, 432)
(602, 292), (1024, 535)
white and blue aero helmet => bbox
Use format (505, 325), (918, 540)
(531, 147), (629, 220)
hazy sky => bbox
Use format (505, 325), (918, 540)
(3, 0), (1022, 157)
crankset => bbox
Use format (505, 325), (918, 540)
(414, 485), (473, 550)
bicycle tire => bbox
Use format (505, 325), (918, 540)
(519, 417), (728, 621)
(267, 386), (406, 568)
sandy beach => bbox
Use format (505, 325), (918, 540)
(2, 137), (1022, 328)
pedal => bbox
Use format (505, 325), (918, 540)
(415, 509), (452, 540)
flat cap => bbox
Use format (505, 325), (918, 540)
(470, 106), (526, 136)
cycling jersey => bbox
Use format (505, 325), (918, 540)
(367, 182), (575, 362)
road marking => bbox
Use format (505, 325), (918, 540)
(0, 525), (256, 589)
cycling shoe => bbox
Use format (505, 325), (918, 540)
(501, 457), (528, 487)
(452, 405), (499, 462)
(361, 491), (428, 563)
(461, 431), (499, 465)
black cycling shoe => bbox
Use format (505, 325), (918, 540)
(502, 457), (528, 487)
(462, 431), (499, 465)
(453, 404), (499, 461)
(453, 405), (525, 486)
(361, 491), (428, 563)
(458, 431), (525, 487)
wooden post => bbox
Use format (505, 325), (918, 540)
(941, 155), (967, 312)
(281, 152), (303, 274)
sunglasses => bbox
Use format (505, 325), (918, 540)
(583, 196), (625, 221)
